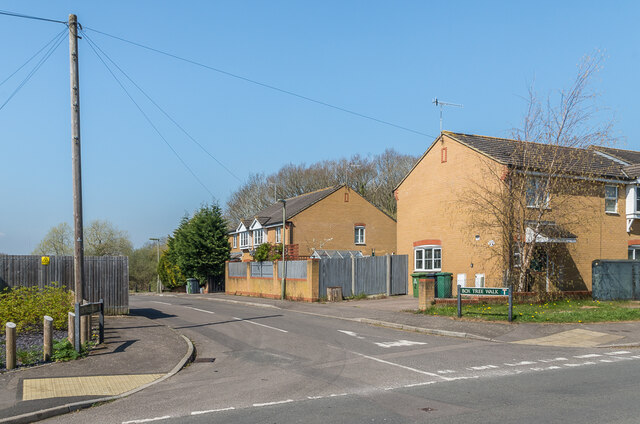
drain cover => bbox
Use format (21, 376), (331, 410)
(193, 357), (216, 363)
(421, 407), (436, 412)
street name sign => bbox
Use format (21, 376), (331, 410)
(459, 287), (509, 296)
(457, 285), (513, 322)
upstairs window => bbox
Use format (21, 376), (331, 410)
(526, 177), (550, 208)
(636, 186), (640, 213)
(414, 246), (441, 271)
(275, 227), (282, 243)
(253, 229), (265, 246)
(605, 185), (618, 213)
(232, 234), (237, 248)
(240, 231), (250, 248)
(354, 226), (366, 244)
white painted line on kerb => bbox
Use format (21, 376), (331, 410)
(122, 416), (172, 424)
(150, 301), (172, 305)
(191, 407), (235, 415)
(349, 351), (451, 381)
(232, 317), (288, 333)
(253, 399), (294, 407)
(185, 306), (215, 314)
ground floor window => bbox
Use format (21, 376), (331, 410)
(629, 246), (640, 260)
(414, 246), (441, 271)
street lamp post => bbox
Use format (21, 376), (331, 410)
(279, 199), (286, 300)
(149, 238), (161, 293)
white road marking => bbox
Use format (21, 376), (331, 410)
(564, 361), (596, 367)
(574, 354), (601, 359)
(122, 416), (172, 424)
(437, 370), (456, 374)
(232, 316), (288, 333)
(253, 399), (294, 407)
(504, 361), (536, 367)
(338, 330), (365, 339)
(403, 381), (438, 388)
(150, 301), (172, 305)
(349, 351), (450, 381)
(605, 351), (630, 355)
(467, 365), (499, 370)
(600, 359), (614, 363)
(185, 306), (215, 314)
(537, 357), (568, 363)
(191, 407), (235, 415)
(375, 340), (427, 348)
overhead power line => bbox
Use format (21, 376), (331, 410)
(81, 31), (216, 199)
(0, 9), (67, 25)
(81, 30), (242, 183)
(0, 29), (67, 112)
(84, 26), (435, 139)
(0, 27), (67, 89)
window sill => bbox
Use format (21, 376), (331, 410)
(355, 243), (366, 246)
(605, 211), (619, 215)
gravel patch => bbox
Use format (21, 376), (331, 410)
(0, 330), (68, 372)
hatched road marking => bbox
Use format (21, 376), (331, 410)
(513, 329), (623, 347)
(23, 374), (164, 400)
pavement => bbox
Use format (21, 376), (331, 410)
(0, 292), (638, 423)
(0, 313), (193, 424)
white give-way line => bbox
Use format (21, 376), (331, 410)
(232, 316), (288, 333)
(185, 306), (215, 314)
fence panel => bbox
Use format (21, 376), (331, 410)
(319, 257), (353, 298)
(228, 262), (247, 278)
(277, 260), (307, 279)
(251, 261), (273, 278)
(0, 255), (129, 315)
(355, 256), (386, 295)
(390, 255), (408, 295)
(592, 260), (640, 300)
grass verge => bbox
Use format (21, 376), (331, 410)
(420, 299), (640, 323)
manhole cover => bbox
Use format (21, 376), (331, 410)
(193, 358), (216, 363)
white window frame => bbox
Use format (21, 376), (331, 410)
(253, 229), (265, 247)
(239, 231), (250, 248)
(275, 227), (282, 243)
(354, 226), (366, 245)
(635, 185), (640, 214)
(526, 177), (550, 208)
(414, 246), (441, 271)
(605, 185), (618, 213)
(232, 234), (237, 248)
(629, 245), (640, 260)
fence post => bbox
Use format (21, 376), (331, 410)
(457, 284), (462, 318)
(68, 312), (76, 346)
(6, 322), (16, 370)
(43, 315), (53, 361)
(386, 255), (391, 296)
(99, 299), (105, 344)
(74, 303), (81, 352)
(351, 256), (356, 296)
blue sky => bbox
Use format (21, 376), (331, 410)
(0, 1), (638, 254)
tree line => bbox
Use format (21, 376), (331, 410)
(225, 148), (419, 222)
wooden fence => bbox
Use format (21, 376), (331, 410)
(0, 255), (129, 315)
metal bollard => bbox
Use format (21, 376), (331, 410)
(43, 315), (53, 361)
(68, 312), (75, 346)
(6, 322), (16, 370)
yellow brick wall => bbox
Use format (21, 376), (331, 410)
(291, 186), (396, 256)
(396, 134), (631, 294)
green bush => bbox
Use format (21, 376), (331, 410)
(52, 339), (83, 362)
(0, 285), (73, 335)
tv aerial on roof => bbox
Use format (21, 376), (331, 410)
(432, 98), (463, 133)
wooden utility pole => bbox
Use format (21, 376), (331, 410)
(69, 14), (87, 342)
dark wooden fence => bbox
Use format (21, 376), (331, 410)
(0, 255), (129, 315)
(592, 260), (640, 301)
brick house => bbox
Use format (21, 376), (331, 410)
(229, 185), (396, 261)
(395, 131), (640, 295)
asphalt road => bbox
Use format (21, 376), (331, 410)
(44, 295), (640, 424)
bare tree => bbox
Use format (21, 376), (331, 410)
(468, 53), (618, 295)
(32, 222), (73, 255)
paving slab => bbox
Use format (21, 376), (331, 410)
(0, 314), (189, 422)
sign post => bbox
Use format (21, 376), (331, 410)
(457, 285), (513, 322)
